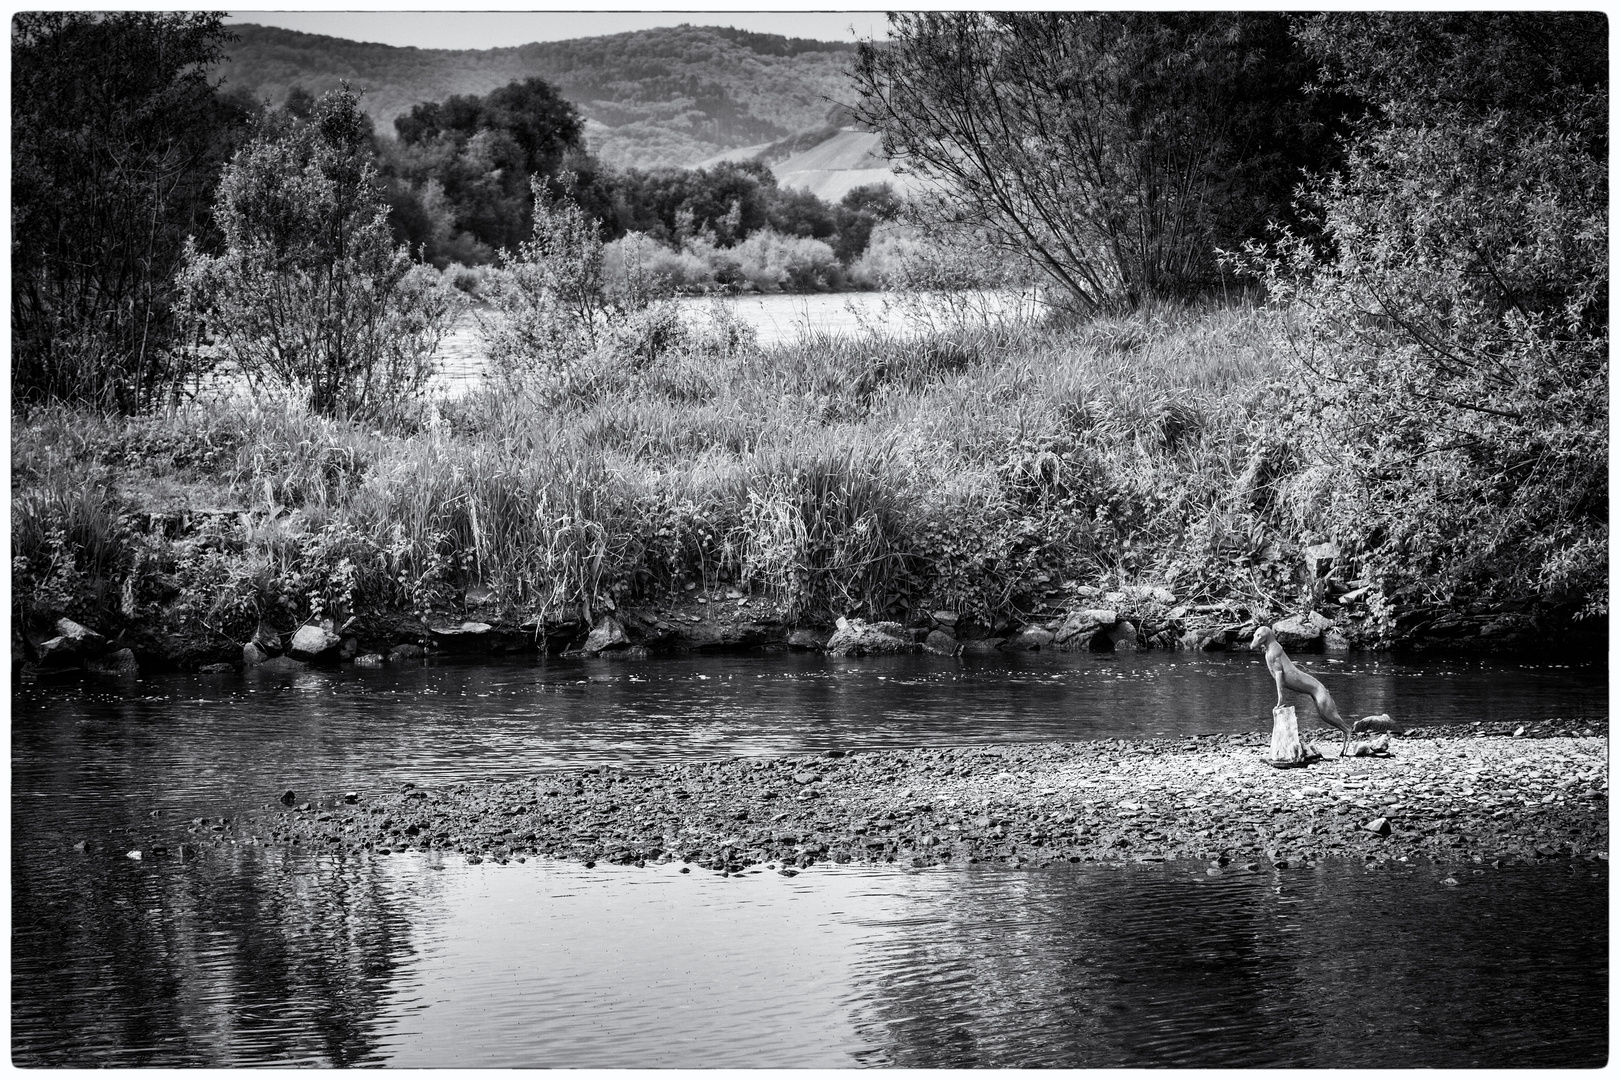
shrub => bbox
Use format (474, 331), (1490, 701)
(178, 87), (464, 419)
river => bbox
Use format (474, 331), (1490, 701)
(11, 650), (1607, 1066)
(429, 290), (1038, 392)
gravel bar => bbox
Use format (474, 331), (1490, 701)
(214, 718), (1609, 874)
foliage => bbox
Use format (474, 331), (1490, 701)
(12, 12), (248, 413)
(477, 175), (626, 398)
(851, 13), (1342, 313)
(1257, 13), (1608, 632)
(178, 87), (465, 419)
(386, 76), (587, 256)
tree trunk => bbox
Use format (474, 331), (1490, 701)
(1267, 705), (1312, 767)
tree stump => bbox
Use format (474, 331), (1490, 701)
(1267, 705), (1313, 768)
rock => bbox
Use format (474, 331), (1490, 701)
(1304, 542), (1339, 579)
(1354, 714), (1399, 734)
(931, 611), (959, 627)
(54, 618), (107, 655)
(427, 621), (498, 653)
(126, 850), (142, 860)
(339, 636), (360, 661)
(34, 635), (83, 668)
(72, 840), (90, 853)
(787, 628), (829, 651)
(1054, 609), (1116, 647)
(254, 655), (307, 674)
(197, 662), (234, 674)
(344, 792), (359, 804)
(288, 623), (343, 662)
(1008, 626), (1055, 651)
(923, 629), (960, 656)
(825, 617), (912, 657)
(1362, 816), (1392, 837)
(960, 638), (1006, 654)
(1273, 611), (1333, 650)
(250, 621), (282, 654)
(280, 790), (297, 806)
(583, 616), (629, 654)
(792, 771), (820, 784)
(391, 643), (426, 660)
(1108, 620), (1139, 652)
(243, 641), (272, 666)
(85, 647), (139, 677)
(354, 653), (386, 668)
(1179, 629), (1227, 651)
(1323, 627), (1352, 653)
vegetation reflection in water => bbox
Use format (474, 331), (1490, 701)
(13, 847), (1607, 1068)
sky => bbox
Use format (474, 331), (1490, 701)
(224, 10), (890, 49)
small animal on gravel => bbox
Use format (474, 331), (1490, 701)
(1252, 625), (1354, 756)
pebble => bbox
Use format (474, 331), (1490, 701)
(195, 723), (1605, 876)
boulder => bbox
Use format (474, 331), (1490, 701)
(825, 617), (912, 657)
(923, 629), (960, 656)
(1179, 629), (1226, 651)
(250, 621), (282, 655)
(1007, 625), (1055, 651)
(583, 616), (629, 654)
(390, 643), (426, 660)
(254, 655), (308, 674)
(427, 621), (497, 653)
(85, 648), (139, 677)
(1353, 713), (1399, 734)
(1107, 620), (1139, 652)
(787, 627), (829, 651)
(289, 623), (343, 662)
(197, 662), (234, 674)
(931, 610), (959, 627)
(354, 653), (386, 668)
(1054, 609), (1116, 648)
(1273, 611), (1333, 650)
(243, 641), (272, 666)
(56, 618), (108, 653)
(960, 637), (1006, 654)
(34, 635), (83, 668)
(1324, 627), (1352, 653)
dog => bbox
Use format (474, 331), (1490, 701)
(1252, 625), (1354, 756)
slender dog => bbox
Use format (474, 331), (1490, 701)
(1252, 625), (1354, 755)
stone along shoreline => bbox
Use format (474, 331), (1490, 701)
(204, 719), (1606, 874)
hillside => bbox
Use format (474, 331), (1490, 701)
(215, 22), (861, 169)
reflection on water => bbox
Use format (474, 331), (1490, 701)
(14, 849), (1607, 1068)
(12, 651), (1607, 1065)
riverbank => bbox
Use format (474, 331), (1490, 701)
(13, 302), (1604, 678)
(197, 719), (1605, 873)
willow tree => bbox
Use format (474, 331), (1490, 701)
(850, 13), (1337, 312)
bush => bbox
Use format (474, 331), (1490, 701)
(729, 229), (844, 292)
(178, 87), (464, 419)
(1256, 14), (1608, 634)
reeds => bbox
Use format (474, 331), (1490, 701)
(15, 296), (1319, 632)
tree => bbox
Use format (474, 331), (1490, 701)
(1264, 13), (1607, 632)
(388, 76), (585, 255)
(12, 12), (247, 412)
(178, 87), (463, 418)
(850, 13), (1340, 312)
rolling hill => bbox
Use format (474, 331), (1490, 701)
(215, 22), (864, 170)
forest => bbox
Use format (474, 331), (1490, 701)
(11, 11), (1607, 671)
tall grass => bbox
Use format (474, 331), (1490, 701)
(14, 297), (1315, 641)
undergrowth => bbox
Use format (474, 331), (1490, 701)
(10, 299), (1429, 645)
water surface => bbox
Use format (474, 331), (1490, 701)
(12, 650), (1607, 1066)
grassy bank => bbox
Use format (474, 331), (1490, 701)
(8, 300), (1585, 666)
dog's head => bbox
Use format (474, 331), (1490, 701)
(1251, 625), (1276, 650)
